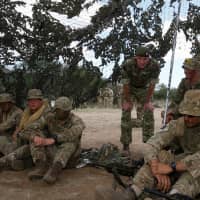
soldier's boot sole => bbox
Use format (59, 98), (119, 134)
(43, 162), (62, 184)
(28, 168), (46, 180)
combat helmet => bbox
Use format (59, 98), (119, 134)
(54, 96), (72, 111)
(27, 89), (43, 100)
(0, 93), (15, 103)
(179, 90), (200, 116)
(135, 46), (149, 57)
(182, 56), (200, 70)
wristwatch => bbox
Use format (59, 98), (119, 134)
(170, 161), (176, 172)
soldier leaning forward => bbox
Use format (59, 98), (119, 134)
(121, 46), (160, 153)
(0, 93), (22, 155)
(96, 89), (200, 200)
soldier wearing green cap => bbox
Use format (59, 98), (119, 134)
(0, 93), (22, 155)
(164, 56), (200, 124)
(95, 89), (200, 200)
(120, 46), (160, 153)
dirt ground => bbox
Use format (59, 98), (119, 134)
(0, 107), (163, 200)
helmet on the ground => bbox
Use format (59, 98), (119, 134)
(27, 89), (43, 100)
(179, 90), (200, 116)
(0, 93), (15, 103)
(54, 96), (72, 111)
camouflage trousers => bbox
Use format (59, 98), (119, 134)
(103, 97), (113, 108)
(133, 150), (200, 198)
(121, 87), (154, 145)
(0, 136), (18, 155)
(49, 142), (80, 168)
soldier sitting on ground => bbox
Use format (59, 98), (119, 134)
(0, 96), (85, 184)
(41, 96), (85, 184)
(162, 56), (200, 124)
(0, 93), (22, 156)
(96, 90), (200, 200)
(0, 89), (52, 175)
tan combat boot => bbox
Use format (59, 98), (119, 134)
(28, 160), (47, 180)
(0, 155), (24, 171)
(43, 162), (62, 184)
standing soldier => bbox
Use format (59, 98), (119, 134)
(164, 56), (200, 124)
(103, 88), (114, 108)
(0, 93), (22, 155)
(97, 88), (104, 107)
(120, 46), (160, 153)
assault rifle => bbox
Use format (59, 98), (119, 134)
(77, 157), (144, 177)
(144, 188), (194, 200)
(88, 159), (143, 177)
(112, 170), (195, 200)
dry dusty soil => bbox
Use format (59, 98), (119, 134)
(0, 107), (163, 200)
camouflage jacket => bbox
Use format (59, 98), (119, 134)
(18, 102), (51, 141)
(0, 105), (22, 136)
(121, 57), (160, 88)
(47, 112), (85, 144)
(145, 117), (200, 179)
(168, 78), (200, 117)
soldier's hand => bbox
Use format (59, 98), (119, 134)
(144, 102), (154, 111)
(12, 132), (17, 141)
(33, 136), (45, 146)
(155, 174), (171, 192)
(43, 138), (55, 146)
(151, 162), (173, 175)
(122, 101), (133, 111)
(12, 127), (20, 141)
(166, 114), (174, 123)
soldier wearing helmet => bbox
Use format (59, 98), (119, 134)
(0, 93), (22, 155)
(36, 96), (85, 184)
(96, 90), (200, 200)
(120, 46), (160, 153)
(164, 56), (200, 124)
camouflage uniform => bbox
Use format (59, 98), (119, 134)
(95, 90), (200, 200)
(43, 96), (85, 184)
(97, 88), (104, 107)
(17, 89), (51, 164)
(0, 93), (22, 155)
(121, 47), (160, 144)
(132, 90), (200, 198)
(47, 101), (85, 168)
(103, 88), (114, 108)
(167, 57), (200, 119)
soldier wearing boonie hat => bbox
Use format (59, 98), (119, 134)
(95, 90), (200, 200)
(0, 93), (22, 156)
(165, 56), (200, 124)
(27, 89), (43, 100)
